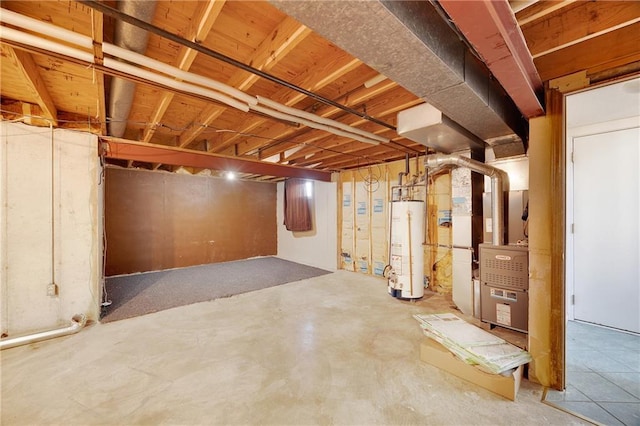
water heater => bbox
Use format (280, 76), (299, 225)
(388, 200), (424, 299)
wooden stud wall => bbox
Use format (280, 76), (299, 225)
(338, 157), (454, 293)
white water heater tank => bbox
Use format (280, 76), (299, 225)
(389, 200), (425, 299)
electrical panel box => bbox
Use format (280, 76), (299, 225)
(479, 244), (529, 333)
(483, 190), (528, 244)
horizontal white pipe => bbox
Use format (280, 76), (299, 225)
(0, 25), (249, 113)
(257, 96), (388, 143)
(251, 104), (381, 145)
(0, 8), (93, 50)
(103, 43), (257, 106)
(104, 57), (250, 113)
(0, 8), (255, 108)
(0, 25), (94, 63)
(1, 15), (385, 144)
(0, 314), (86, 350)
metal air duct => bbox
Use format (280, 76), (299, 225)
(268, 0), (528, 148)
(425, 153), (507, 246)
(108, 1), (157, 138)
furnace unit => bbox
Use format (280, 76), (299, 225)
(479, 244), (529, 333)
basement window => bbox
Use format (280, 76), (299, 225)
(284, 178), (313, 232)
(305, 180), (313, 199)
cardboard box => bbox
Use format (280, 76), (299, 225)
(420, 338), (523, 400)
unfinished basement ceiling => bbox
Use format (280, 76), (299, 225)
(1, 1), (638, 179)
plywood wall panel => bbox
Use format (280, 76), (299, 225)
(105, 167), (276, 275)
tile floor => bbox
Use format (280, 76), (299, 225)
(545, 321), (640, 425)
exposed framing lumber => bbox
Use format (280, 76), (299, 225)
(439, 0), (544, 118)
(235, 78), (399, 158)
(522, 2), (640, 59)
(534, 22), (640, 82)
(4, 46), (58, 125)
(101, 137), (332, 181)
(209, 56), (361, 154)
(177, 17), (312, 148)
(516, 0), (577, 26)
(142, 0), (226, 143)
(276, 95), (423, 164)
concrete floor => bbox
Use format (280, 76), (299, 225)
(2, 270), (587, 425)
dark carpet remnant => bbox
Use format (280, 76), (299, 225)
(101, 257), (331, 322)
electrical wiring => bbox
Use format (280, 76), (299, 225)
(0, 110), (408, 173)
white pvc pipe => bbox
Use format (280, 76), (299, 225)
(0, 8), (93, 50)
(250, 104), (381, 145)
(103, 43), (257, 106)
(0, 25), (249, 113)
(257, 96), (388, 143)
(103, 57), (250, 113)
(0, 314), (87, 350)
(0, 8), (253, 109)
(0, 26), (94, 63)
(1, 11), (384, 144)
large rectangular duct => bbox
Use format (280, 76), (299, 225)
(397, 103), (485, 153)
(268, 0), (528, 147)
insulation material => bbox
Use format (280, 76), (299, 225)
(414, 313), (531, 374)
(340, 181), (355, 271)
(427, 173), (453, 293)
(370, 179), (388, 277)
(355, 181), (370, 274)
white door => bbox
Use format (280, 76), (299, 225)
(573, 127), (640, 333)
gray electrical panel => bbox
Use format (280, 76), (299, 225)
(479, 244), (529, 333)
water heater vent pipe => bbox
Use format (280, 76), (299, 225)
(425, 153), (507, 246)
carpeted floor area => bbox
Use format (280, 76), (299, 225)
(101, 257), (331, 322)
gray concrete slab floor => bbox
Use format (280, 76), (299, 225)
(1, 270), (587, 425)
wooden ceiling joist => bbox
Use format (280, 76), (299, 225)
(522, 1), (640, 59)
(2, 1), (639, 179)
(516, 0), (577, 26)
(4, 46), (58, 125)
(209, 55), (363, 155)
(142, 0), (227, 143)
(534, 22), (640, 82)
(177, 16), (312, 149)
